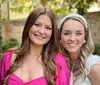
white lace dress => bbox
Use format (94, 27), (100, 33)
(70, 55), (100, 85)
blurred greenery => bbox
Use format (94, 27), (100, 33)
(1, 0), (98, 15)
(46, 0), (97, 15)
(2, 38), (19, 52)
(0, 25), (2, 57)
(93, 44), (100, 56)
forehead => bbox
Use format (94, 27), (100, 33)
(62, 19), (85, 31)
(36, 14), (52, 25)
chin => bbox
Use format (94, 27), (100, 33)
(67, 49), (78, 53)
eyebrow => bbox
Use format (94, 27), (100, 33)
(63, 30), (84, 32)
(63, 30), (70, 32)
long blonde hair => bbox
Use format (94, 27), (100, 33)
(59, 14), (95, 83)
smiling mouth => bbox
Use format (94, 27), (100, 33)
(34, 34), (45, 39)
(68, 43), (77, 46)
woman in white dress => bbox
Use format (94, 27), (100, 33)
(59, 14), (100, 85)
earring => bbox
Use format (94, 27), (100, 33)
(83, 40), (86, 44)
(60, 40), (62, 43)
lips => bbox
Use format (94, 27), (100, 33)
(34, 34), (45, 39)
(68, 43), (77, 46)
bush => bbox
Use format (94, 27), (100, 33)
(93, 44), (100, 56)
(2, 38), (19, 51)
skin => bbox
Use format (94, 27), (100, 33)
(60, 20), (85, 65)
(29, 14), (52, 46)
(12, 14), (52, 82)
(61, 19), (100, 84)
(88, 64), (100, 85)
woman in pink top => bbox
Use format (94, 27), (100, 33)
(0, 6), (70, 85)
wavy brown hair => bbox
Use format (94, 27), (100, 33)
(59, 14), (95, 83)
(3, 6), (59, 85)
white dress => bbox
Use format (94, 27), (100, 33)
(70, 55), (100, 85)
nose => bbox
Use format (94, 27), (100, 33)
(39, 26), (45, 34)
(69, 34), (76, 41)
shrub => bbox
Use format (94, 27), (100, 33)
(2, 38), (19, 51)
(93, 44), (100, 56)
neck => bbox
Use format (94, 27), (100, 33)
(69, 52), (79, 61)
(68, 51), (80, 71)
(28, 43), (43, 58)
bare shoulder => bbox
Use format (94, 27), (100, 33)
(88, 64), (100, 85)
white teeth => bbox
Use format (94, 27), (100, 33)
(36, 35), (44, 39)
(68, 43), (76, 46)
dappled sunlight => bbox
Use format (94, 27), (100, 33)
(10, 12), (29, 20)
(88, 3), (100, 12)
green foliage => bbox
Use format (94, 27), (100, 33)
(45, 0), (97, 15)
(46, 0), (72, 15)
(0, 24), (2, 57)
(93, 44), (100, 56)
(0, 0), (6, 4)
(9, 0), (40, 13)
(0, 35), (2, 42)
(0, 35), (2, 56)
(1, 0), (98, 15)
(69, 0), (97, 15)
(2, 38), (19, 51)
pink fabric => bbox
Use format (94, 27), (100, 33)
(0, 52), (70, 85)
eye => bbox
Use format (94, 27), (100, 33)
(76, 32), (82, 35)
(34, 23), (40, 26)
(46, 27), (52, 30)
(64, 32), (70, 36)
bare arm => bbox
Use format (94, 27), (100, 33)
(88, 64), (100, 85)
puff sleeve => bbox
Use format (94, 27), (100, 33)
(0, 52), (12, 85)
(54, 53), (70, 85)
(85, 55), (100, 75)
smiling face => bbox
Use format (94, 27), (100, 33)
(29, 14), (52, 46)
(60, 19), (85, 53)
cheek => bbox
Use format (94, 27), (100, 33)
(78, 36), (85, 43)
(28, 27), (36, 38)
(60, 36), (69, 48)
(47, 31), (52, 38)
(29, 28), (33, 34)
(61, 35), (69, 43)
(29, 27), (34, 35)
(30, 26), (36, 32)
(60, 38), (68, 51)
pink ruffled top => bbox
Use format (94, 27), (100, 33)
(0, 52), (70, 85)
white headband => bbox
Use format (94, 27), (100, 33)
(60, 14), (88, 31)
